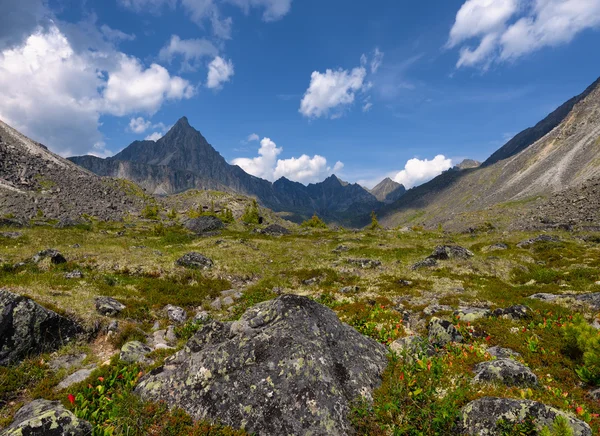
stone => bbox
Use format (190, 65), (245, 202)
(528, 293), (560, 302)
(398, 280), (413, 286)
(423, 304), (453, 316)
(458, 397), (591, 436)
(258, 224), (291, 236)
(428, 317), (463, 347)
(165, 305), (187, 324)
(136, 294), (388, 436)
(493, 305), (532, 320)
(340, 286), (360, 294)
(56, 368), (95, 391)
(302, 277), (319, 285)
(210, 298), (222, 310)
(0, 218), (25, 228)
(429, 245), (474, 260)
(587, 388), (600, 401)
(473, 359), (538, 387)
(333, 245), (350, 253)
(347, 258), (382, 269)
(0, 290), (80, 366)
(31, 249), (66, 265)
(166, 326), (177, 343)
(107, 320), (119, 333)
(64, 270), (83, 279)
(194, 310), (210, 323)
(221, 296), (235, 307)
(95, 296), (126, 316)
(0, 232), (22, 239)
(47, 353), (87, 372)
(2, 399), (92, 436)
(517, 235), (561, 248)
(176, 252), (214, 270)
(184, 216), (224, 235)
(487, 346), (521, 359)
(454, 307), (491, 322)
(389, 336), (435, 362)
(411, 257), (438, 270)
(487, 243), (508, 251)
(220, 289), (242, 300)
(120, 341), (152, 364)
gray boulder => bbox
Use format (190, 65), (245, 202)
(55, 368), (95, 391)
(176, 252), (214, 270)
(517, 235), (560, 248)
(120, 341), (152, 364)
(340, 286), (360, 294)
(454, 307), (490, 322)
(458, 397), (591, 435)
(428, 317), (463, 347)
(0, 290), (80, 366)
(135, 294), (388, 436)
(473, 359), (538, 387)
(493, 305), (532, 320)
(31, 249), (66, 265)
(95, 296), (125, 316)
(165, 304), (187, 324)
(487, 346), (521, 359)
(429, 245), (474, 260)
(185, 216), (224, 234)
(2, 399), (92, 435)
(411, 257), (438, 270)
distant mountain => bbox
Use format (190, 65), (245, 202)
(379, 75), (600, 230)
(0, 119), (143, 221)
(369, 178), (406, 203)
(454, 159), (481, 170)
(69, 117), (379, 224)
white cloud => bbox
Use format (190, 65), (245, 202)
(370, 48), (384, 73)
(232, 137), (344, 184)
(247, 133), (260, 141)
(159, 35), (218, 70)
(206, 56), (234, 89)
(100, 24), (136, 42)
(145, 131), (164, 141)
(392, 155), (453, 188)
(0, 0), (49, 49)
(0, 25), (194, 156)
(299, 66), (367, 118)
(117, 0), (177, 13)
(449, 0), (600, 69)
(129, 117), (152, 133)
(225, 0), (293, 21)
(144, 122), (170, 141)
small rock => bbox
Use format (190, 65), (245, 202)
(194, 310), (210, 323)
(221, 296), (235, 307)
(56, 368), (95, 390)
(3, 399), (92, 435)
(340, 286), (360, 294)
(493, 305), (532, 320)
(184, 216), (224, 234)
(165, 305), (187, 324)
(31, 248), (67, 265)
(302, 277), (319, 285)
(528, 293), (559, 302)
(47, 353), (87, 372)
(587, 388), (600, 401)
(487, 243), (508, 251)
(333, 245), (350, 253)
(176, 252), (214, 270)
(428, 317), (463, 347)
(517, 235), (561, 248)
(220, 289), (242, 300)
(473, 359), (538, 387)
(423, 304), (453, 316)
(487, 346), (521, 359)
(411, 257), (438, 270)
(166, 325), (177, 343)
(210, 298), (222, 311)
(120, 341), (152, 364)
(107, 320), (119, 333)
(458, 397), (591, 436)
(398, 280), (413, 286)
(95, 296), (126, 316)
(390, 336), (435, 362)
(429, 245), (474, 260)
(64, 270), (83, 279)
(347, 258), (381, 269)
(454, 307), (490, 322)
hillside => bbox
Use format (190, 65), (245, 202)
(379, 76), (600, 231)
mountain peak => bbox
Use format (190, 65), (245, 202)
(175, 116), (190, 127)
(370, 177), (406, 203)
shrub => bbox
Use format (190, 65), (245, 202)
(301, 214), (328, 229)
(241, 200), (260, 225)
(369, 211), (382, 230)
(563, 315), (600, 384)
(141, 205), (160, 220)
(219, 208), (235, 224)
(167, 209), (177, 220)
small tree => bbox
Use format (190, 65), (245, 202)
(220, 208), (235, 224)
(141, 204), (160, 220)
(242, 200), (261, 224)
(167, 208), (177, 220)
(369, 211), (382, 230)
(301, 213), (328, 229)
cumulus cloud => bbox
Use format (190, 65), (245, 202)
(299, 67), (367, 118)
(448, 0), (600, 69)
(145, 131), (164, 141)
(0, 0), (49, 49)
(0, 25), (194, 156)
(206, 56), (234, 89)
(392, 155), (453, 188)
(159, 35), (218, 71)
(232, 136), (344, 184)
(129, 117), (152, 133)
(144, 122), (170, 141)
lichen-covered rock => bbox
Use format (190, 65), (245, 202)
(2, 399), (92, 435)
(428, 317), (463, 347)
(55, 368), (95, 391)
(120, 341), (152, 364)
(454, 307), (490, 322)
(389, 336), (435, 362)
(487, 243), (508, 251)
(135, 294), (388, 436)
(0, 290), (80, 366)
(184, 216), (224, 235)
(517, 235), (561, 248)
(411, 257), (438, 270)
(164, 304), (187, 324)
(176, 252), (214, 270)
(458, 397), (591, 435)
(347, 258), (382, 269)
(423, 303), (453, 316)
(473, 359), (538, 387)
(487, 346), (521, 359)
(31, 249), (67, 265)
(64, 270), (83, 280)
(340, 286), (360, 294)
(429, 245), (474, 260)
(95, 296), (125, 316)
(493, 305), (532, 320)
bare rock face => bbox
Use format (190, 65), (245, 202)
(458, 397), (591, 436)
(135, 294), (388, 436)
(0, 289), (81, 366)
(2, 399), (92, 435)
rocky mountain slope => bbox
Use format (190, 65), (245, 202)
(380, 76), (600, 230)
(369, 177), (406, 203)
(0, 119), (144, 221)
(70, 117), (384, 224)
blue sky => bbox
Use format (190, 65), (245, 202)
(1, 0), (599, 188)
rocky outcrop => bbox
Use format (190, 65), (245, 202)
(2, 399), (92, 435)
(257, 224), (291, 236)
(458, 397), (592, 435)
(0, 290), (80, 365)
(517, 235), (560, 248)
(429, 245), (474, 260)
(184, 216), (224, 234)
(135, 294), (388, 436)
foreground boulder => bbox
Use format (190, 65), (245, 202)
(2, 399), (92, 435)
(136, 294), (388, 436)
(458, 397), (591, 435)
(185, 216), (224, 234)
(0, 290), (80, 365)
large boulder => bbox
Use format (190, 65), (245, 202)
(458, 397), (591, 435)
(0, 290), (80, 365)
(185, 216), (224, 234)
(135, 294), (388, 436)
(2, 399), (92, 435)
